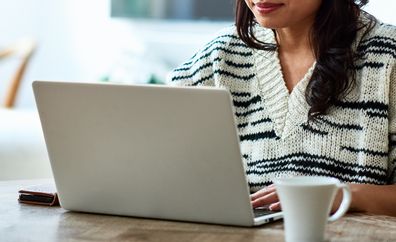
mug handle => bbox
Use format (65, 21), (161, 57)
(328, 183), (352, 222)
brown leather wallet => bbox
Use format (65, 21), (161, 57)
(18, 183), (60, 206)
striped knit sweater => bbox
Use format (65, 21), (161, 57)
(167, 19), (396, 192)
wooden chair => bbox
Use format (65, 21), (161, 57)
(0, 39), (36, 108)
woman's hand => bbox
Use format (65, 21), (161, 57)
(250, 184), (281, 211)
(250, 183), (352, 213)
(251, 183), (396, 216)
(332, 183), (396, 216)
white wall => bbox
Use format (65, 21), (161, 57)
(0, 0), (229, 108)
(0, 0), (114, 108)
(365, 0), (396, 24)
(0, 0), (395, 108)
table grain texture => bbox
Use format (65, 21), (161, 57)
(1, 179), (395, 242)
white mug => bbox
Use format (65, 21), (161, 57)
(274, 176), (351, 242)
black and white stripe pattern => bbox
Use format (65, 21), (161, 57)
(168, 20), (396, 191)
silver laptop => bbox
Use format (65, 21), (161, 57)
(33, 81), (283, 227)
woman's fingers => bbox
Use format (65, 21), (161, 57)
(250, 185), (280, 209)
(269, 201), (281, 211)
(250, 184), (276, 200)
(251, 191), (279, 208)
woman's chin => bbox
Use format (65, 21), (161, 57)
(255, 18), (286, 29)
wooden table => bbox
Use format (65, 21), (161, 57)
(1, 180), (396, 242)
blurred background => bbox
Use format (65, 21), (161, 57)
(2, 0), (236, 109)
(0, 0), (394, 180)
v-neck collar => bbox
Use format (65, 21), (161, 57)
(250, 15), (374, 138)
(252, 26), (315, 138)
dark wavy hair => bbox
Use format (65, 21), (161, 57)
(235, 0), (375, 120)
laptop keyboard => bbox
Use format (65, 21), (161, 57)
(253, 207), (276, 218)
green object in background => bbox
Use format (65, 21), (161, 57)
(147, 74), (165, 85)
(99, 75), (110, 82)
(111, 0), (151, 19)
(98, 74), (165, 85)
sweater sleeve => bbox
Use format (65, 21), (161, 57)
(166, 39), (221, 87)
(388, 63), (396, 184)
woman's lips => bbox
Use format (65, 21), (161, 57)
(254, 2), (284, 14)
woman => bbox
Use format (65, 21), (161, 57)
(167, 0), (396, 216)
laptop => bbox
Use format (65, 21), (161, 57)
(33, 80), (283, 227)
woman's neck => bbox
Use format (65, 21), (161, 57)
(274, 20), (316, 93)
(275, 19), (315, 55)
